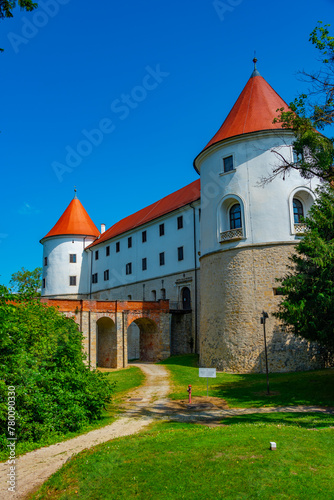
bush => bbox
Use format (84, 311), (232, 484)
(0, 286), (114, 449)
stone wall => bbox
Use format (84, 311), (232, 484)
(171, 312), (193, 355)
(199, 243), (325, 373)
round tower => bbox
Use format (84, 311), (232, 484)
(194, 63), (321, 373)
(40, 192), (100, 298)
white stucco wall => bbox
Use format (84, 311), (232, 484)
(89, 203), (201, 294)
(42, 236), (95, 296)
(196, 131), (320, 257)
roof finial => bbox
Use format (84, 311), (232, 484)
(251, 52), (260, 78)
(74, 186), (77, 199)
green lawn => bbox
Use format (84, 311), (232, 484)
(160, 355), (334, 408)
(31, 418), (334, 499)
(0, 366), (144, 461)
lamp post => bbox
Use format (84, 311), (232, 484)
(261, 311), (270, 395)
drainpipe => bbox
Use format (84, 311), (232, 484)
(190, 203), (198, 354)
(122, 311), (125, 368)
(87, 247), (93, 366)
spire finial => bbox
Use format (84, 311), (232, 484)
(74, 186), (77, 199)
(251, 52), (260, 78)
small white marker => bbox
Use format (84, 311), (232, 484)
(270, 442), (276, 450)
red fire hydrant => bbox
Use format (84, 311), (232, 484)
(187, 385), (192, 404)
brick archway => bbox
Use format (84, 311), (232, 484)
(41, 299), (171, 369)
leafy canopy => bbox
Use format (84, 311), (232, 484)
(0, 0), (38, 51)
(9, 266), (42, 296)
(269, 22), (334, 184)
(0, 285), (115, 449)
(274, 184), (334, 356)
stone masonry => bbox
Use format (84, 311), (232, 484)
(199, 243), (325, 373)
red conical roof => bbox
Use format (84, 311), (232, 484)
(196, 71), (290, 162)
(42, 197), (100, 240)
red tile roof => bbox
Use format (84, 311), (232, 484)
(41, 198), (100, 240)
(88, 179), (200, 248)
(194, 73), (290, 166)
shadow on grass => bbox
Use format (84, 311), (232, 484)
(160, 354), (199, 367)
(221, 412), (334, 428)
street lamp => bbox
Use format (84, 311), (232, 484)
(261, 311), (270, 395)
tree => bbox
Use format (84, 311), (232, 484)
(272, 23), (334, 357)
(267, 22), (334, 184)
(9, 266), (42, 296)
(0, 285), (115, 449)
(274, 184), (334, 356)
(0, 0), (38, 51)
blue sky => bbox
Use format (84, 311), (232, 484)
(1, 0), (333, 285)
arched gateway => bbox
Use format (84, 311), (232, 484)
(41, 298), (170, 369)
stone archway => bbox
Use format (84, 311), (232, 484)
(128, 317), (159, 362)
(97, 317), (117, 368)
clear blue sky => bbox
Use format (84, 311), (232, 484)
(1, 0), (333, 285)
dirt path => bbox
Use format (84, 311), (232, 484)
(1, 363), (332, 499)
(0, 363), (170, 500)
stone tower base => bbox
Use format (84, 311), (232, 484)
(199, 243), (325, 373)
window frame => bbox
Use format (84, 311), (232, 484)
(116, 242), (120, 253)
(69, 276), (77, 286)
(222, 155), (234, 173)
(95, 250), (99, 260)
(177, 246), (184, 261)
(106, 246), (110, 257)
(229, 203), (242, 230)
(142, 257), (147, 271)
(69, 253), (77, 263)
(142, 230), (147, 243)
(159, 223), (165, 236)
(177, 215), (183, 230)
(126, 262), (132, 275)
(104, 269), (109, 281)
(159, 252), (165, 266)
(128, 236), (132, 248)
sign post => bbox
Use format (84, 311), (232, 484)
(199, 368), (216, 397)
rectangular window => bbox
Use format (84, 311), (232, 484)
(116, 242), (120, 253)
(44, 256), (47, 266)
(42, 278), (45, 288)
(177, 215), (183, 229)
(106, 246), (110, 257)
(178, 246), (184, 261)
(128, 237), (132, 248)
(223, 155), (234, 172)
(69, 276), (77, 286)
(142, 257), (147, 271)
(95, 250), (99, 260)
(104, 269), (109, 281)
(142, 230), (147, 243)
(126, 262), (132, 275)
(92, 273), (98, 284)
(159, 223), (165, 236)
(70, 254), (77, 263)
(159, 252), (165, 266)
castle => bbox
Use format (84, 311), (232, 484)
(41, 63), (324, 373)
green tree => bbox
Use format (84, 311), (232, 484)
(268, 22), (334, 184)
(272, 22), (334, 356)
(0, 0), (38, 51)
(9, 266), (42, 296)
(0, 285), (114, 449)
(274, 184), (334, 356)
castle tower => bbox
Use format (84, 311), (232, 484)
(40, 192), (100, 298)
(194, 62), (320, 373)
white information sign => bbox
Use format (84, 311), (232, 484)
(199, 368), (216, 378)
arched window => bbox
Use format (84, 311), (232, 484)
(293, 198), (304, 224)
(230, 203), (242, 229)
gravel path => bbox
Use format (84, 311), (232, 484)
(0, 363), (170, 500)
(1, 363), (332, 499)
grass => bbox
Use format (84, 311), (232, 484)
(0, 366), (144, 461)
(31, 419), (334, 499)
(160, 354), (334, 408)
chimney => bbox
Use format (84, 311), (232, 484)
(101, 223), (106, 234)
